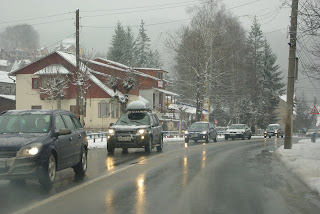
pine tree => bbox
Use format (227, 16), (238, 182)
(124, 26), (136, 66)
(107, 22), (129, 64)
(294, 95), (313, 131)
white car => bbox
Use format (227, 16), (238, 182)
(225, 124), (252, 140)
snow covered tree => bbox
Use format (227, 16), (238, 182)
(135, 20), (162, 67)
(294, 94), (313, 131)
(35, 64), (69, 110)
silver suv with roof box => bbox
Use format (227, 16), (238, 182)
(107, 100), (163, 153)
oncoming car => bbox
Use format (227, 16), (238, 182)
(225, 124), (252, 140)
(0, 110), (88, 188)
(107, 101), (163, 153)
(264, 124), (284, 138)
(184, 121), (217, 143)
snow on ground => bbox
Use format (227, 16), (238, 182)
(88, 137), (107, 149)
(275, 138), (320, 196)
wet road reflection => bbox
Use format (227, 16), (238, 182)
(105, 190), (114, 213)
(184, 143), (188, 148)
(182, 156), (188, 188)
(202, 150), (206, 169)
(135, 174), (146, 214)
(106, 156), (115, 171)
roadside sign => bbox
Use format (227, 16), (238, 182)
(310, 106), (319, 114)
(214, 120), (218, 125)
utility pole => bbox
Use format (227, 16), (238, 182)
(314, 95), (317, 138)
(284, 0), (299, 149)
(75, 9), (80, 117)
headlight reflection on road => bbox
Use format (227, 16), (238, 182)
(106, 156), (115, 171)
(136, 174), (146, 214)
(274, 138), (278, 147)
(184, 143), (188, 148)
(202, 150), (206, 169)
(182, 156), (188, 188)
(105, 190), (114, 212)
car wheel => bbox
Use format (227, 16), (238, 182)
(281, 135), (284, 138)
(248, 134), (251, 140)
(157, 137), (163, 152)
(269, 136), (271, 138)
(73, 149), (87, 176)
(225, 136), (228, 140)
(39, 153), (56, 188)
(205, 135), (209, 143)
(214, 135), (217, 142)
(241, 135), (245, 140)
(107, 143), (115, 154)
(145, 137), (152, 153)
(277, 135), (279, 138)
(122, 148), (128, 154)
(185, 138), (189, 143)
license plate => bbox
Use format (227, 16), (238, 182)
(118, 136), (131, 141)
(230, 134), (236, 136)
(0, 160), (6, 168)
(192, 134), (198, 138)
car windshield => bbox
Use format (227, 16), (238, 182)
(116, 113), (150, 126)
(190, 123), (209, 129)
(308, 129), (315, 132)
(0, 113), (51, 133)
(267, 125), (280, 130)
(229, 124), (245, 129)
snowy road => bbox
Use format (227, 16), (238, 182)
(2, 138), (320, 214)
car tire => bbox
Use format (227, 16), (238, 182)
(248, 134), (251, 140)
(269, 136), (271, 138)
(107, 143), (115, 154)
(185, 138), (189, 143)
(157, 137), (163, 152)
(214, 135), (217, 142)
(122, 148), (129, 154)
(232, 137), (235, 140)
(225, 136), (228, 140)
(145, 137), (152, 153)
(281, 135), (284, 138)
(277, 135), (279, 138)
(39, 153), (56, 188)
(73, 148), (87, 176)
(242, 135), (245, 140)
(205, 135), (209, 143)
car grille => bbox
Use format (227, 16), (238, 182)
(116, 131), (135, 135)
(0, 151), (17, 158)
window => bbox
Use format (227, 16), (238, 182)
(62, 115), (75, 130)
(32, 78), (39, 89)
(98, 101), (109, 118)
(116, 103), (120, 118)
(159, 93), (163, 109)
(157, 72), (162, 79)
(72, 116), (83, 129)
(31, 106), (42, 109)
(153, 93), (156, 109)
(111, 102), (115, 118)
(5, 87), (11, 94)
(55, 115), (66, 132)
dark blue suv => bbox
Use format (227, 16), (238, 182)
(0, 110), (88, 188)
(185, 122), (217, 143)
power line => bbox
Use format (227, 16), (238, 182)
(0, 11), (74, 25)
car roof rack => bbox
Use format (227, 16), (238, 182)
(126, 100), (151, 112)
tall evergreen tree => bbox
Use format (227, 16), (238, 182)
(107, 22), (128, 64)
(294, 94), (313, 131)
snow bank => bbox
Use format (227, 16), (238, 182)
(275, 138), (320, 195)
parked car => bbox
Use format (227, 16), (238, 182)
(0, 110), (88, 188)
(264, 124), (284, 138)
(107, 100), (163, 154)
(184, 121), (217, 143)
(225, 124), (252, 140)
(306, 129), (317, 137)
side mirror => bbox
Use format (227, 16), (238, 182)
(57, 128), (71, 135)
(109, 123), (114, 127)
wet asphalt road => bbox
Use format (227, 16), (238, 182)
(2, 137), (320, 214)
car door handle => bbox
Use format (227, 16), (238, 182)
(69, 137), (72, 141)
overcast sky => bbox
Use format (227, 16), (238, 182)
(0, 0), (318, 105)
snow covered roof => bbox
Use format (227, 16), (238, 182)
(0, 94), (15, 100)
(0, 60), (8, 67)
(135, 67), (168, 73)
(95, 58), (162, 81)
(0, 71), (15, 83)
(88, 72), (123, 98)
(10, 59), (32, 73)
(169, 103), (209, 115)
(34, 64), (71, 75)
(153, 87), (179, 96)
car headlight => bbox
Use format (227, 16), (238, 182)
(108, 129), (115, 135)
(137, 129), (146, 135)
(17, 142), (42, 157)
(202, 131), (207, 134)
(275, 130), (278, 134)
(184, 130), (189, 134)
